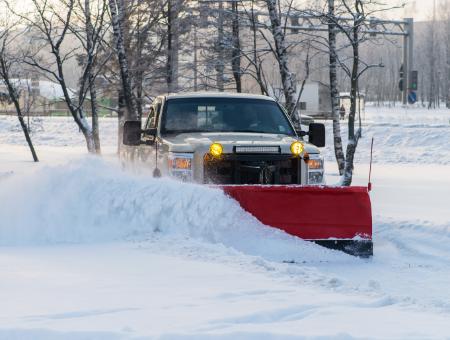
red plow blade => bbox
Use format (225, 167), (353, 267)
(221, 185), (373, 257)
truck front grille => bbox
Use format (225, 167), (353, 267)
(204, 154), (301, 185)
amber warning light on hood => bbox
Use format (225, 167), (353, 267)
(290, 141), (304, 156)
(209, 143), (223, 158)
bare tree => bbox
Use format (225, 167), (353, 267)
(264, 0), (299, 125)
(441, 0), (450, 108)
(0, 27), (38, 162)
(327, 0), (345, 175)
(190, 1), (236, 92)
(70, 0), (110, 153)
(5, 0), (107, 153)
(215, 1), (226, 91)
(108, 0), (138, 121)
(240, 0), (271, 95)
(329, 0), (390, 185)
(427, 0), (437, 109)
(231, 0), (242, 92)
(82, 0), (108, 153)
(167, 0), (185, 92)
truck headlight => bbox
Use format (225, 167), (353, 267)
(168, 153), (194, 181)
(307, 155), (324, 185)
(290, 141), (304, 156)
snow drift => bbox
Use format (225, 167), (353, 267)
(0, 157), (349, 262)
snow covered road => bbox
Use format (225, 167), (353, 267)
(0, 106), (449, 339)
(1, 241), (450, 340)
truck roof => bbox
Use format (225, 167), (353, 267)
(165, 92), (276, 101)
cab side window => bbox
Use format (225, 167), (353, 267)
(145, 107), (156, 129)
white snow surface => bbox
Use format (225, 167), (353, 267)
(0, 106), (450, 339)
(322, 105), (450, 165)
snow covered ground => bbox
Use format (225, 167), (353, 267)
(0, 107), (449, 339)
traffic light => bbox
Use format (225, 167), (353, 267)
(399, 65), (404, 91)
(410, 70), (418, 91)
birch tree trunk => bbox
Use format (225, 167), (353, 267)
(89, 76), (101, 153)
(134, 7), (144, 118)
(327, 0), (345, 175)
(341, 10), (362, 186)
(265, 0), (298, 126)
(117, 89), (125, 152)
(109, 0), (138, 121)
(85, 0), (101, 153)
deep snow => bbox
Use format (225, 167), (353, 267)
(0, 157), (346, 263)
(0, 105), (449, 339)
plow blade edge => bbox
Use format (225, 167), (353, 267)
(221, 186), (373, 257)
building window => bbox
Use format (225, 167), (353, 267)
(300, 102), (307, 110)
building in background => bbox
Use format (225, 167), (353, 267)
(0, 78), (82, 116)
(297, 82), (332, 120)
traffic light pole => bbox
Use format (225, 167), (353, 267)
(239, 11), (415, 104)
(198, 3), (415, 104)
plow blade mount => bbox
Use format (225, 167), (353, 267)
(221, 186), (373, 257)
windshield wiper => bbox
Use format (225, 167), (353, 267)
(164, 129), (284, 135)
(164, 129), (202, 134)
(232, 130), (275, 134)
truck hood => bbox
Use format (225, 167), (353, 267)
(162, 132), (320, 154)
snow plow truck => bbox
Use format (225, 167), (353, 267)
(122, 93), (373, 257)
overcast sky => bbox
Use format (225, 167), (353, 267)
(386, 0), (436, 22)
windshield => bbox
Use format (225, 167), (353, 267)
(161, 97), (296, 136)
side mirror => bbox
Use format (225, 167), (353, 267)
(123, 121), (142, 146)
(308, 123), (325, 147)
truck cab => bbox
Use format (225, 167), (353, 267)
(123, 93), (326, 185)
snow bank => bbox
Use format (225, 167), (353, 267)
(2, 105), (449, 166)
(323, 106), (450, 165)
(0, 116), (117, 147)
(0, 157), (348, 262)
